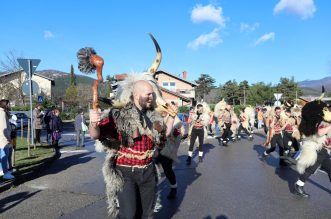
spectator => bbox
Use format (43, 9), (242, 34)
(257, 108), (263, 129)
(33, 104), (44, 145)
(0, 99), (15, 180)
(44, 106), (55, 145)
(74, 109), (87, 148)
(50, 108), (63, 154)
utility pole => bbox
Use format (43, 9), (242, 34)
(244, 87), (246, 106)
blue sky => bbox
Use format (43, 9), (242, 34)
(1, 0), (330, 86)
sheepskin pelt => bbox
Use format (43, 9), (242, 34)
(296, 100), (331, 174)
(244, 106), (256, 129)
(214, 99), (227, 118)
(99, 142), (124, 217)
(296, 134), (325, 174)
(115, 102), (164, 147)
(160, 116), (182, 163)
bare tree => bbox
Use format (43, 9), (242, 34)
(0, 50), (26, 105)
(0, 50), (23, 72)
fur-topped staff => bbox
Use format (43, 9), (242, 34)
(77, 47), (97, 73)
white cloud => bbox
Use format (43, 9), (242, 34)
(187, 28), (222, 50)
(240, 23), (259, 33)
(191, 4), (226, 27)
(44, 30), (55, 39)
(254, 32), (275, 46)
(273, 0), (316, 19)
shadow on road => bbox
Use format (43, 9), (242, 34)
(203, 215), (228, 219)
(275, 166), (298, 193)
(45, 151), (95, 176)
(253, 144), (282, 168)
(307, 178), (331, 195)
(0, 190), (41, 213)
(155, 154), (202, 218)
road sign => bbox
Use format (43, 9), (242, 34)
(38, 96), (43, 103)
(274, 93), (282, 100)
(17, 58), (41, 148)
(274, 100), (281, 106)
(22, 80), (40, 95)
(17, 59), (40, 76)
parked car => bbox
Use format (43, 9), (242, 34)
(10, 112), (30, 129)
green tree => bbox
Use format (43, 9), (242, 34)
(247, 82), (274, 106)
(64, 84), (78, 102)
(195, 74), (216, 101)
(218, 80), (240, 105)
(70, 64), (76, 86)
(239, 80), (250, 106)
(106, 75), (113, 98)
(275, 77), (302, 101)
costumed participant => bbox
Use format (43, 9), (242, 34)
(294, 91), (331, 197)
(262, 106), (272, 135)
(208, 111), (215, 136)
(237, 107), (253, 140)
(155, 110), (182, 200)
(214, 99), (227, 140)
(79, 34), (177, 218)
(219, 104), (232, 146)
(230, 108), (239, 141)
(282, 108), (298, 156)
(260, 106), (289, 166)
(186, 103), (210, 164)
(245, 106), (256, 133)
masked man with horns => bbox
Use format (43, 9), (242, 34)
(79, 34), (176, 218)
(294, 95), (331, 197)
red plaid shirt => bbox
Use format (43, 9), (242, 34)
(116, 134), (154, 166)
(98, 112), (156, 167)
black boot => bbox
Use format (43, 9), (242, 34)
(199, 156), (203, 163)
(294, 184), (310, 198)
(260, 152), (267, 162)
(167, 188), (177, 199)
(186, 156), (191, 165)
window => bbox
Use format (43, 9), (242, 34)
(162, 81), (176, 91)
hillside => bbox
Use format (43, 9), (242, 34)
(36, 69), (97, 100)
(299, 76), (331, 90)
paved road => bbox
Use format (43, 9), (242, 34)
(1, 130), (330, 219)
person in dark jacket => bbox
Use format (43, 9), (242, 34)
(33, 104), (44, 145)
(44, 106), (55, 145)
(50, 108), (62, 154)
(74, 109), (87, 148)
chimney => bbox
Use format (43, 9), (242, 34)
(183, 71), (187, 80)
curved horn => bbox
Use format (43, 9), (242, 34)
(318, 85), (325, 100)
(147, 33), (162, 74)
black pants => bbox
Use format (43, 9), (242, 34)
(299, 148), (331, 182)
(189, 128), (204, 152)
(237, 124), (250, 137)
(283, 132), (299, 152)
(117, 164), (157, 219)
(221, 123), (231, 141)
(266, 133), (284, 156)
(35, 129), (41, 143)
(158, 154), (176, 186)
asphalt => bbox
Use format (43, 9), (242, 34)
(0, 129), (330, 219)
